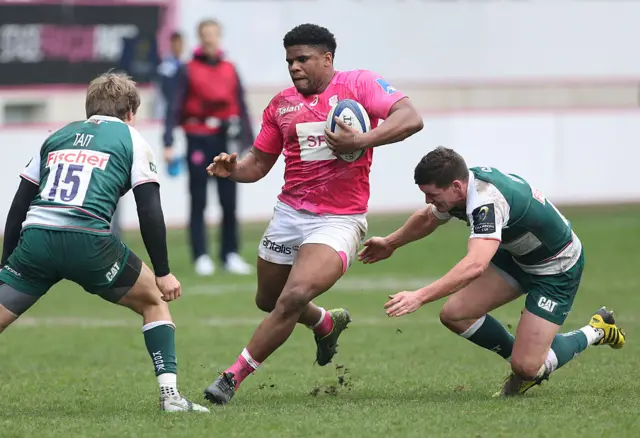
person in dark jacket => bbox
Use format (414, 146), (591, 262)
(163, 19), (253, 276)
(157, 31), (184, 117)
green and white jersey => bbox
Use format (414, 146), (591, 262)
(20, 115), (159, 235)
(431, 167), (582, 276)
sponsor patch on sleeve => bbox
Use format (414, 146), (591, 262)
(471, 203), (496, 234)
(375, 78), (397, 95)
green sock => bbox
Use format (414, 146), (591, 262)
(461, 314), (515, 360)
(547, 328), (591, 372)
(143, 321), (178, 376)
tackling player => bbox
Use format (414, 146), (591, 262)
(0, 72), (209, 412)
(204, 23), (423, 404)
(359, 147), (626, 396)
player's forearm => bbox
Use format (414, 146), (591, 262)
(360, 104), (423, 149)
(418, 257), (485, 304)
(2, 179), (38, 264)
(229, 149), (269, 183)
(132, 183), (170, 277)
(386, 207), (439, 249)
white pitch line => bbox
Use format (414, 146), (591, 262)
(185, 276), (436, 296)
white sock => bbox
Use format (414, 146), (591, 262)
(308, 307), (327, 330)
(241, 348), (261, 371)
(142, 320), (175, 332)
(159, 373), (178, 397)
(459, 315), (486, 339)
(544, 349), (559, 374)
(579, 325), (604, 345)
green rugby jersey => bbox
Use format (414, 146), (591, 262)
(432, 167), (582, 276)
(20, 115), (159, 235)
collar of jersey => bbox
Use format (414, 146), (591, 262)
(465, 171), (476, 213)
(89, 115), (124, 123)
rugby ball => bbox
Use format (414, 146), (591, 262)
(326, 99), (371, 162)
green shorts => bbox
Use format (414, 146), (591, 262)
(0, 227), (141, 303)
(490, 248), (585, 325)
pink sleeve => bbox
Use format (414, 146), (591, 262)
(354, 70), (407, 120)
(253, 102), (283, 155)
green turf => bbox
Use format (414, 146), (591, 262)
(1, 205), (639, 437)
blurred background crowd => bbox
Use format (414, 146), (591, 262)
(1, 0), (639, 277)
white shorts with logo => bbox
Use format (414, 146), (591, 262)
(258, 201), (368, 273)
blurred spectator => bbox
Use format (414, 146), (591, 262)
(163, 19), (254, 276)
(156, 31), (185, 118)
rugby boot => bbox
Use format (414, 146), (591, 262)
(315, 308), (351, 366)
(493, 365), (549, 397)
(204, 372), (237, 405)
(160, 393), (210, 412)
(589, 306), (625, 349)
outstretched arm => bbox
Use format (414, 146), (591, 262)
(387, 205), (446, 250)
(359, 205), (447, 264)
(384, 238), (501, 317)
(418, 238), (500, 303)
(230, 147), (279, 183)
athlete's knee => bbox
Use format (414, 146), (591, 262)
(0, 283), (39, 323)
(439, 304), (476, 335)
(440, 297), (467, 326)
(275, 284), (313, 317)
(440, 293), (485, 326)
(510, 354), (545, 380)
(255, 291), (276, 313)
(0, 304), (19, 333)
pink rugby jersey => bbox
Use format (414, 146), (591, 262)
(254, 70), (406, 215)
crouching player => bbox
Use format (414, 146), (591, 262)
(359, 147), (626, 396)
(0, 72), (209, 412)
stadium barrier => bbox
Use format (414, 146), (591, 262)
(0, 110), (639, 234)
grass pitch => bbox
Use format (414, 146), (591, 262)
(1, 205), (638, 437)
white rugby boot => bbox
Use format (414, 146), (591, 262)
(160, 392), (210, 413)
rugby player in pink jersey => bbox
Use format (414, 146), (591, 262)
(203, 23), (423, 405)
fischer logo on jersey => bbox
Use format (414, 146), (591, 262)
(46, 149), (110, 170)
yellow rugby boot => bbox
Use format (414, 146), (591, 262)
(493, 364), (548, 397)
(590, 306), (625, 349)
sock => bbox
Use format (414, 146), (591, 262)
(547, 325), (599, 372)
(142, 321), (178, 395)
(226, 348), (261, 389)
(308, 308), (333, 337)
(460, 314), (515, 360)
(158, 373), (178, 398)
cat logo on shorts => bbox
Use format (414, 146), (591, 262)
(537, 297), (558, 313)
(105, 261), (121, 282)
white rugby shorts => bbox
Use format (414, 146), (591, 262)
(257, 201), (368, 273)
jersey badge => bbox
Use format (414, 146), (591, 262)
(376, 78), (397, 95)
(471, 203), (496, 234)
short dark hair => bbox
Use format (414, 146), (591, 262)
(414, 147), (469, 187)
(170, 31), (182, 41)
(283, 24), (337, 58)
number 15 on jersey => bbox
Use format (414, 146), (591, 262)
(42, 149), (111, 206)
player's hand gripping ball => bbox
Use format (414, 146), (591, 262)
(325, 99), (371, 162)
